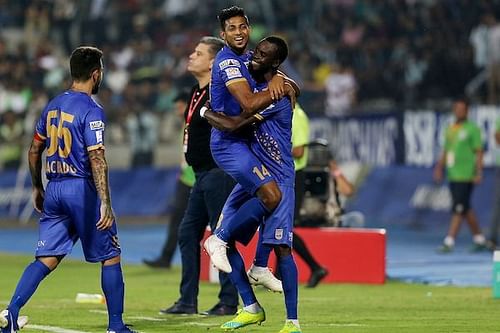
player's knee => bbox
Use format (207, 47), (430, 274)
(102, 255), (121, 266)
(274, 245), (291, 258)
(259, 185), (282, 211)
(37, 255), (63, 271)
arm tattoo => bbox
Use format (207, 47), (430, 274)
(28, 139), (45, 189)
(89, 149), (111, 204)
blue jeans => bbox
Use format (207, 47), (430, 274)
(178, 167), (238, 308)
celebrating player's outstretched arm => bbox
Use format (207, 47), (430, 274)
(89, 148), (115, 230)
(28, 137), (46, 213)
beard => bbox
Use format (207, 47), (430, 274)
(91, 77), (101, 94)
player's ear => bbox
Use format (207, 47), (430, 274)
(209, 59), (214, 71)
(219, 30), (226, 41)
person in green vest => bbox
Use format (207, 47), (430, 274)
(487, 116), (500, 249)
(290, 104), (329, 287)
(143, 91), (195, 268)
(433, 97), (486, 253)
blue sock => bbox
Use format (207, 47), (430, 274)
(216, 198), (270, 242)
(227, 247), (257, 306)
(278, 254), (298, 319)
(101, 263), (125, 329)
(254, 242), (273, 267)
(8, 260), (51, 323)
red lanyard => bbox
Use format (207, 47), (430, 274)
(186, 88), (207, 125)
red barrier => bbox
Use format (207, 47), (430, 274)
(201, 227), (386, 284)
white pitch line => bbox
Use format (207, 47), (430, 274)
(317, 323), (368, 327)
(127, 316), (168, 322)
(26, 324), (90, 333)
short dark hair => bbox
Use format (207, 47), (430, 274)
(199, 36), (225, 58)
(218, 6), (249, 30)
(70, 46), (103, 81)
(455, 96), (470, 108)
(263, 36), (288, 65)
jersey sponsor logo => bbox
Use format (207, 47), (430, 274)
(225, 67), (242, 80)
(218, 59), (241, 70)
(275, 228), (283, 240)
(95, 130), (103, 144)
(89, 120), (105, 131)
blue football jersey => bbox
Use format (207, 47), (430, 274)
(250, 83), (295, 186)
(210, 46), (253, 116)
(35, 90), (106, 180)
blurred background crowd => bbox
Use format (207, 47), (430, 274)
(1, 0), (500, 169)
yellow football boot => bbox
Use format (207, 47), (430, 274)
(220, 308), (266, 330)
(278, 321), (302, 333)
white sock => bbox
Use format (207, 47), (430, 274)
(251, 265), (268, 272)
(243, 302), (262, 314)
(287, 319), (300, 328)
(444, 236), (455, 247)
(473, 234), (486, 245)
(214, 235), (227, 245)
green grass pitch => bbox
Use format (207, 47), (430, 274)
(1, 253), (500, 332)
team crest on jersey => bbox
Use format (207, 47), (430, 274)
(89, 120), (105, 131)
(225, 67), (242, 79)
(275, 228), (283, 240)
(219, 59), (240, 70)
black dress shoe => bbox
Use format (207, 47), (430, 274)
(306, 267), (328, 288)
(143, 257), (170, 269)
(200, 303), (237, 316)
(159, 302), (197, 315)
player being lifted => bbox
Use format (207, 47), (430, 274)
(0, 47), (136, 333)
(202, 7), (301, 333)
(203, 5), (296, 280)
(205, 36), (301, 333)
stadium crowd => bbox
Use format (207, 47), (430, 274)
(1, 0), (500, 168)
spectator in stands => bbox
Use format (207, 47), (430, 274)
(126, 98), (158, 167)
(487, 116), (500, 250)
(324, 60), (357, 117)
(0, 110), (24, 169)
(433, 97), (486, 253)
(485, 13), (500, 104)
(143, 89), (194, 268)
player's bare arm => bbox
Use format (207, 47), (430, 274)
(227, 79), (281, 117)
(226, 80), (296, 118)
(89, 148), (115, 230)
(28, 137), (46, 213)
(205, 109), (260, 133)
(276, 70), (301, 97)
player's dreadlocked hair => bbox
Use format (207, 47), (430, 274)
(218, 6), (250, 30)
(70, 46), (103, 81)
(263, 36), (289, 67)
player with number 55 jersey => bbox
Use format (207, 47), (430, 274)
(0, 46), (137, 333)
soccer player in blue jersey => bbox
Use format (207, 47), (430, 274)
(0, 47), (136, 333)
(203, 6), (297, 277)
(204, 36), (301, 333)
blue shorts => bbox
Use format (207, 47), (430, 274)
(260, 185), (294, 247)
(36, 178), (121, 263)
(211, 136), (274, 195)
(218, 183), (294, 247)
